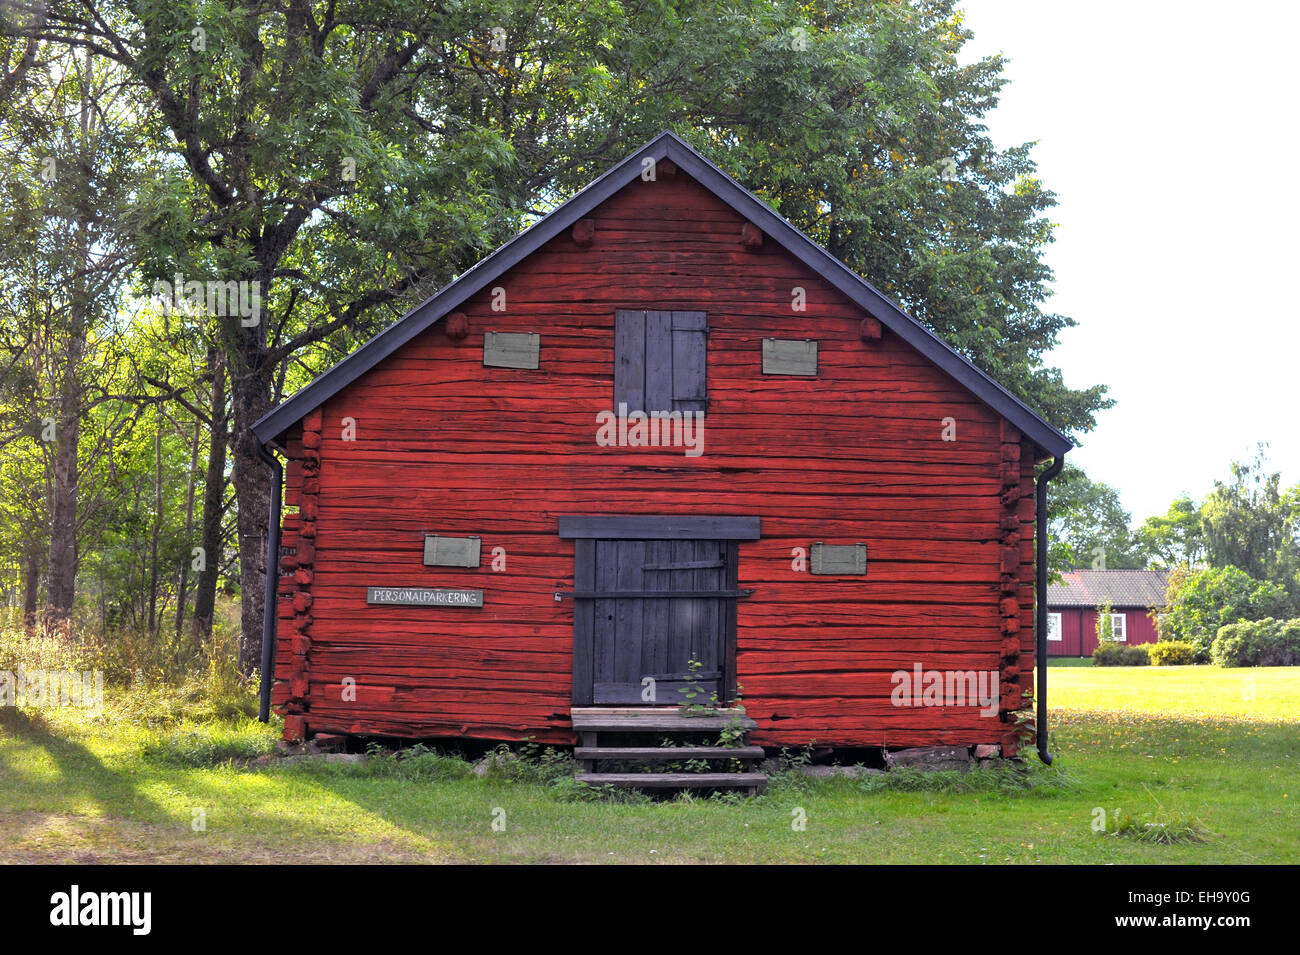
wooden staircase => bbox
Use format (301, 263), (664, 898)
(571, 706), (767, 794)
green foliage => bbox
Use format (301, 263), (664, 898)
(1095, 601), (1115, 642)
(1102, 811), (1209, 845)
(704, 2), (1110, 438)
(475, 741), (576, 786)
(761, 743), (818, 794)
(1048, 465), (1148, 572)
(1093, 640), (1149, 667)
(1159, 565), (1290, 658)
(1091, 601), (1151, 666)
(1146, 641), (1198, 666)
(1211, 618), (1300, 668)
(678, 657), (723, 716)
(0, 623), (100, 674)
(1136, 496), (1206, 569)
(554, 778), (653, 804)
(1200, 446), (1300, 600)
(357, 743), (475, 782)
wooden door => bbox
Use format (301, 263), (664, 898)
(574, 538), (736, 705)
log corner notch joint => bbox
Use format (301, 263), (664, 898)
(572, 218), (596, 248)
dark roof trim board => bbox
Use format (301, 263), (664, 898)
(252, 131), (1073, 457)
(558, 514), (761, 540)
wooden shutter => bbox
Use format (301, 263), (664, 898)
(614, 310), (645, 413)
(670, 312), (708, 412)
(614, 310), (707, 414)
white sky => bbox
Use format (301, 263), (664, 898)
(958, 0), (1300, 523)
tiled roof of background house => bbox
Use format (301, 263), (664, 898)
(1047, 569), (1172, 608)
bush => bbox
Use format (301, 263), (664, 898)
(1093, 641), (1150, 666)
(1211, 618), (1300, 667)
(1160, 566), (1291, 660)
(1147, 641), (1198, 666)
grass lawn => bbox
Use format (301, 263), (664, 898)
(0, 666), (1296, 864)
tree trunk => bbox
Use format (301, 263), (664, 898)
(146, 420), (162, 635)
(175, 413), (201, 646)
(230, 362), (274, 676)
(46, 380), (81, 621)
(22, 548), (41, 629)
(192, 350), (228, 647)
(45, 52), (93, 625)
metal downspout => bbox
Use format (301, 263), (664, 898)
(1035, 454), (1065, 764)
(256, 443), (284, 723)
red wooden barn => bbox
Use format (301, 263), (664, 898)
(252, 132), (1072, 783)
(1046, 569), (1169, 657)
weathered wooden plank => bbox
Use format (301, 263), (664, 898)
(569, 707), (757, 732)
(575, 773), (767, 789)
(671, 311), (708, 412)
(613, 309), (645, 412)
(644, 310), (673, 412)
(574, 746), (764, 760)
(571, 538), (595, 706)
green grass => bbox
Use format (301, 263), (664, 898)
(0, 666), (1296, 863)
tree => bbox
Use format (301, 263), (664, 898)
(703, 1), (1112, 438)
(1136, 495), (1206, 569)
(1095, 600), (1114, 642)
(1200, 445), (1299, 597)
(1048, 463), (1147, 571)
(0, 38), (145, 625)
(7, 0), (1113, 676)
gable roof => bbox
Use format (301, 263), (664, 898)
(1047, 569), (1171, 609)
(252, 130), (1072, 457)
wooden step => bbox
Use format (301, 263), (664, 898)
(570, 706), (757, 733)
(576, 772), (768, 791)
(575, 745), (765, 761)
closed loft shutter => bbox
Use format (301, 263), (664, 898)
(614, 309), (708, 414)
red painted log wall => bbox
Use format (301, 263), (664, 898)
(272, 170), (1044, 750)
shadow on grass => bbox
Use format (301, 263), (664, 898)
(0, 706), (166, 820)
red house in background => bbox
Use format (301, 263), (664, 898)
(1046, 569), (1169, 657)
